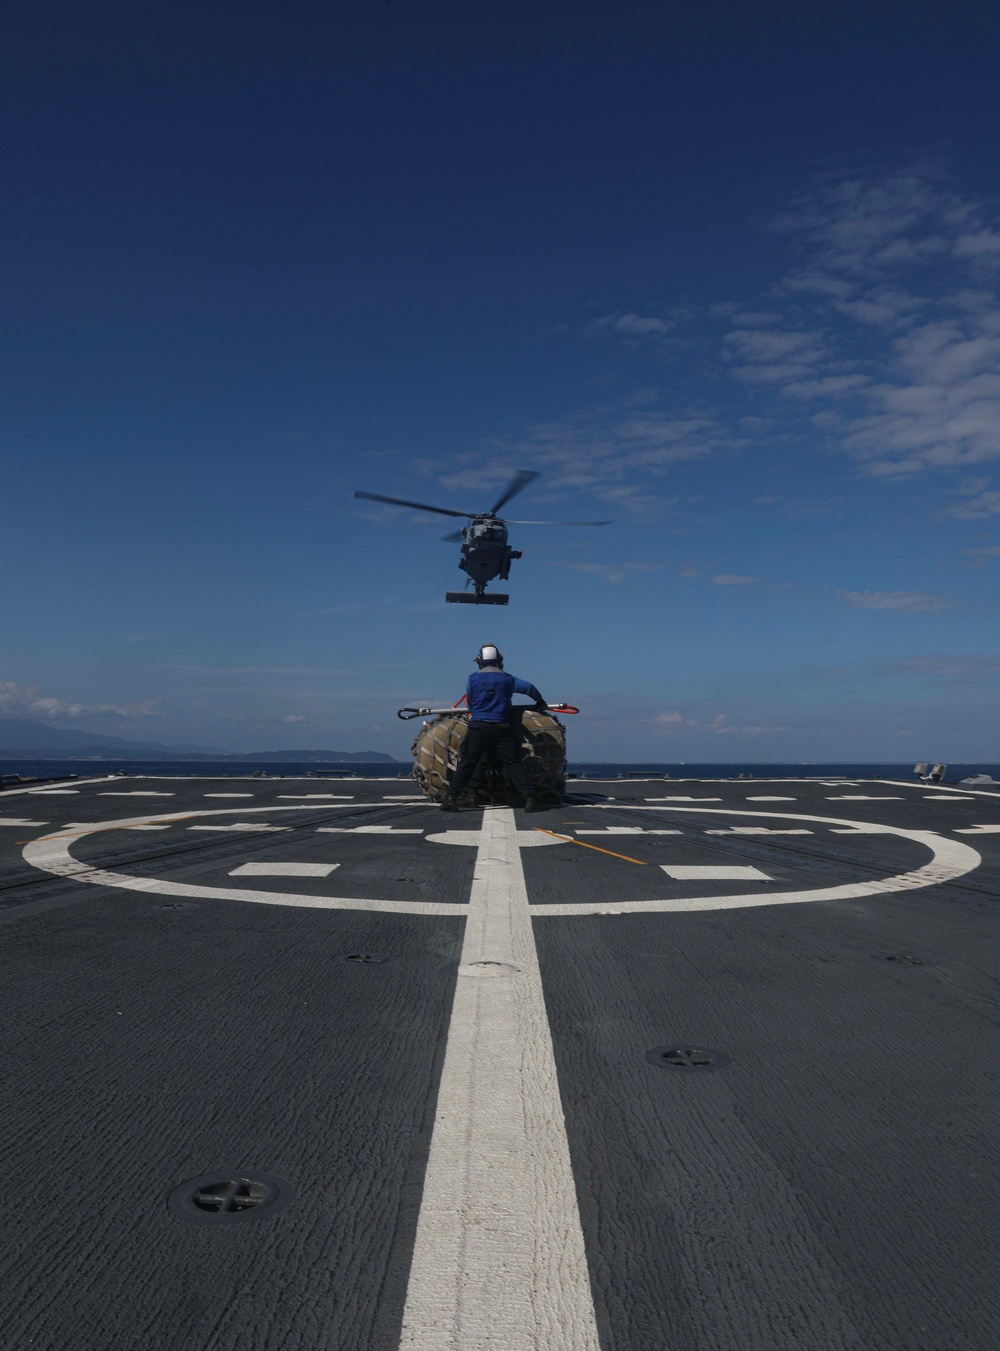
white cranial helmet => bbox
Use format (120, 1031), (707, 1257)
(476, 644), (503, 668)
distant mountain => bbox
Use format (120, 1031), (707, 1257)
(0, 718), (400, 763)
(0, 718), (225, 756)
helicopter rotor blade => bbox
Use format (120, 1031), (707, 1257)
(486, 469), (540, 516)
(502, 519), (612, 526)
(354, 490), (471, 519)
(441, 529), (465, 543)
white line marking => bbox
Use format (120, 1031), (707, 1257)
(123, 824), (172, 831)
(533, 806), (982, 914)
(400, 807), (599, 1350)
(99, 791), (176, 796)
(204, 793), (255, 797)
(955, 824), (1000, 833)
(924, 794), (974, 800)
(0, 818), (47, 827)
(745, 795), (796, 801)
(21, 807), (465, 915)
(646, 795), (721, 801)
(27, 789), (79, 795)
(383, 794), (423, 799)
(277, 794), (354, 799)
(879, 778), (1000, 800)
(576, 828), (681, 835)
(706, 827), (813, 835)
(228, 863), (339, 877)
(663, 864), (772, 880)
(830, 827), (899, 834)
(425, 830), (568, 846)
(189, 824), (291, 832)
(0, 775), (111, 798)
(825, 795), (901, 800)
(316, 826), (424, 834)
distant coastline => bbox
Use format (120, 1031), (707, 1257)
(0, 748), (401, 763)
(0, 717), (400, 763)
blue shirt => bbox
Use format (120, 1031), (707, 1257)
(466, 669), (544, 723)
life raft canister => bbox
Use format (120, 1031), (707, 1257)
(410, 709), (568, 803)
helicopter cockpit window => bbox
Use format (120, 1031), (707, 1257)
(471, 520), (502, 540)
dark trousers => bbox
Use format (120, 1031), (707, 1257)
(448, 721), (531, 801)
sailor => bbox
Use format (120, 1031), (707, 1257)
(441, 644), (547, 812)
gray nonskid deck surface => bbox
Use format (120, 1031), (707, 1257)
(1, 775), (999, 1349)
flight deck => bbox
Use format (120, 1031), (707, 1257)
(1, 774), (999, 1350)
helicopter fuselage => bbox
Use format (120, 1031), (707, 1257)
(353, 469), (607, 606)
(457, 516), (522, 592)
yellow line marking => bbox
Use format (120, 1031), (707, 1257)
(532, 828), (646, 865)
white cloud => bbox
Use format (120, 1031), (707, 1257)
(837, 589), (955, 612)
(890, 653), (1000, 678)
(546, 560), (665, 584)
(651, 709), (788, 736)
(724, 327), (827, 385)
(954, 230), (1000, 259)
(407, 166), (1000, 529)
(612, 313), (671, 335)
(0, 681), (161, 721)
(712, 573), (759, 586)
(945, 479), (1000, 517)
(432, 398), (734, 519)
(722, 167), (1000, 479)
(729, 311), (782, 326)
(961, 544), (1000, 564)
(769, 168), (967, 275)
(247, 712), (314, 728)
(590, 311), (674, 337)
(834, 288), (925, 327)
(653, 711), (692, 734)
(782, 375), (870, 399)
(709, 714), (790, 735)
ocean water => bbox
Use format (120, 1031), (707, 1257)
(3, 758), (998, 786)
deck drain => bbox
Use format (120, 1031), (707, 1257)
(873, 953), (939, 967)
(168, 1172), (293, 1225)
(336, 952), (392, 965)
(152, 902), (199, 911)
(457, 960), (522, 979)
(646, 1046), (730, 1072)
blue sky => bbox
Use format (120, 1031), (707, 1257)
(3, 0), (1000, 760)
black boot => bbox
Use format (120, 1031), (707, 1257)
(440, 797), (460, 812)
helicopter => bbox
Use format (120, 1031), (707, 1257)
(354, 469), (610, 604)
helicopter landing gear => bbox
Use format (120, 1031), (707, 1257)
(445, 592), (509, 605)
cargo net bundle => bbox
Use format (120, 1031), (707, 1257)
(410, 709), (568, 804)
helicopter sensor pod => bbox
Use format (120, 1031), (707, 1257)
(354, 469), (609, 604)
